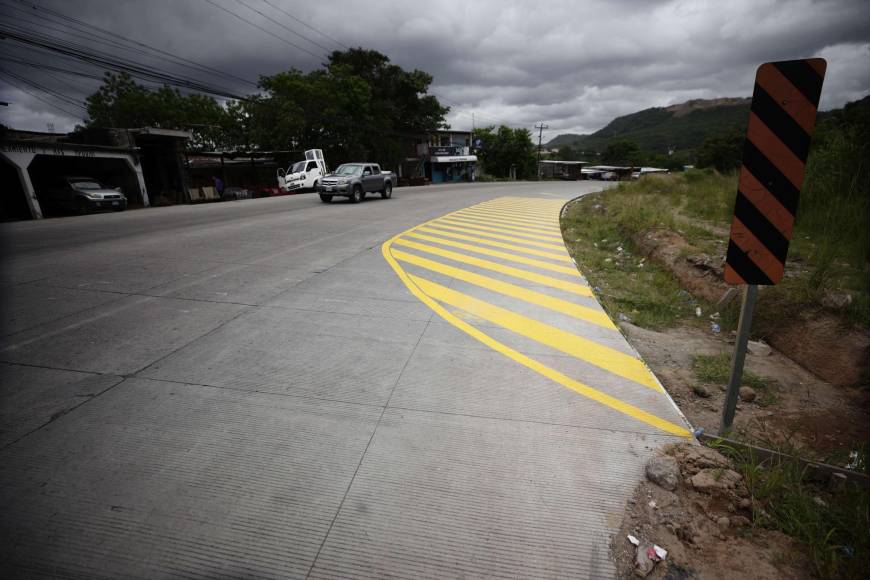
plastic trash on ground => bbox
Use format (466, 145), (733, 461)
(628, 535), (668, 577)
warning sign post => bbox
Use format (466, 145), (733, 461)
(720, 58), (826, 433)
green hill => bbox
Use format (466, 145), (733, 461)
(548, 97), (751, 154)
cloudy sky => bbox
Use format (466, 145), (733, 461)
(1, 0), (869, 142)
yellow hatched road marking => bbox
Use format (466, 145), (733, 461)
(382, 238), (689, 437)
(404, 232), (581, 276)
(393, 249), (614, 329)
(479, 199), (565, 208)
(441, 214), (564, 238)
(461, 205), (560, 219)
(410, 275), (662, 392)
(426, 222), (568, 251)
(475, 205), (560, 217)
(475, 202), (563, 214)
(452, 209), (561, 230)
(393, 238), (592, 296)
(438, 216), (564, 241)
(416, 227), (572, 262)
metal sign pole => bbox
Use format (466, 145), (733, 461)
(720, 284), (758, 433)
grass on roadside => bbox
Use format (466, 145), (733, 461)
(691, 353), (778, 406)
(561, 196), (704, 329)
(708, 439), (869, 580)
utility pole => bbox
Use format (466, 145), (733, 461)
(535, 122), (549, 179)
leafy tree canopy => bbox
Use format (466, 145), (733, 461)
(601, 139), (643, 166)
(696, 129), (744, 172)
(474, 125), (536, 179)
(83, 48), (449, 165)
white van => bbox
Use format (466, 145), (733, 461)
(277, 149), (327, 193)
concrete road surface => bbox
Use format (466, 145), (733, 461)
(0, 181), (691, 579)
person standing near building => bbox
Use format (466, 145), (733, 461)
(212, 175), (224, 197)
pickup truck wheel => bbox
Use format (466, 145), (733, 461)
(381, 182), (392, 199)
(350, 185), (362, 204)
(319, 193), (333, 203)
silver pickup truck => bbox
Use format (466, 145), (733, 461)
(318, 163), (394, 203)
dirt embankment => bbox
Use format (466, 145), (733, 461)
(632, 229), (870, 388)
(613, 444), (809, 580)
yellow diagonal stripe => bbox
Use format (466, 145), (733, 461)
(459, 201), (560, 214)
(458, 205), (560, 221)
(427, 222), (567, 251)
(452, 210), (561, 230)
(410, 275), (662, 392)
(382, 240), (689, 437)
(393, 238), (592, 296)
(475, 200), (563, 212)
(444, 214), (563, 237)
(404, 232), (581, 276)
(393, 249), (613, 329)
(438, 216), (565, 242)
(416, 227), (571, 262)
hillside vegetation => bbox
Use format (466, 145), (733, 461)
(547, 97), (750, 155)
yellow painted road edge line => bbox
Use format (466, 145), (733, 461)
(381, 234), (691, 438)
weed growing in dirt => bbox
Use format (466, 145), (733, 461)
(691, 353), (773, 391)
(710, 440), (869, 580)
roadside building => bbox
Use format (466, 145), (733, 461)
(582, 165), (635, 181)
(398, 129), (478, 184)
(540, 160), (588, 180)
(0, 127), (191, 220)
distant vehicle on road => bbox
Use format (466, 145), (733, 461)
(318, 163), (394, 203)
(38, 176), (127, 215)
(277, 149), (327, 193)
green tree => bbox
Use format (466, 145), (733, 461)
(601, 139), (643, 166)
(84, 72), (236, 150)
(248, 48), (449, 168)
(475, 125), (536, 179)
(696, 129), (744, 172)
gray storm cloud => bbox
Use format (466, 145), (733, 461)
(1, 0), (868, 140)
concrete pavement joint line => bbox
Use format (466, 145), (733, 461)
(392, 238), (592, 296)
(391, 249), (615, 329)
(384, 405), (689, 439)
(382, 197), (691, 437)
(132, 375), (388, 411)
(305, 304), (436, 579)
(0, 373), (126, 452)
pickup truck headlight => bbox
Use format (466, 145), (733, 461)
(337, 179), (348, 185)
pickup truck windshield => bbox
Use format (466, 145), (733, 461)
(335, 164), (363, 176)
(290, 161), (306, 173)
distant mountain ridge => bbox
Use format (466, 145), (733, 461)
(547, 97), (751, 154)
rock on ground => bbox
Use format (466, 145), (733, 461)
(646, 456), (680, 491)
(691, 468), (743, 493)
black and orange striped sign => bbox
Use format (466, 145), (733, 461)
(724, 59), (826, 285)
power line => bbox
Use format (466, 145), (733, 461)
(257, 0), (350, 50)
(0, 71), (84, 118)
(0, 26), (250, 100)
(5, 0), (258, 89)
(199, 0), (325, 61)
(232, 0), (335, 54)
